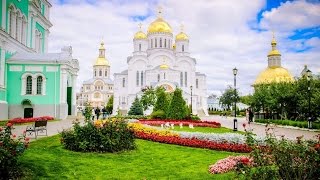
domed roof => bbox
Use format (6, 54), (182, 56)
(147, 18), (172, 34)
(254, 67), (294, 85)
(176, 32), (189, 41)
(160, 64), (169, 70)
(94, 42), (110, 66)
(268, 49), (281, 56)
(134, 31), (147, 40)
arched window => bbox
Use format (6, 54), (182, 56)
(155, 38), (157, 48)
(182, 45), (185, 52)
(136, 71), (139, 86)
(122, 78), (125, 87)
(16, 11), (21, 41)
(160, 38), (162, 48)
(21, 16), (27, 45)
(94, 92), (100, 98)
(99, 70), (102, 76)
(164, 39), (167, 48)
(151, 39), (153, 48)
(141, 71), (143, 86)
(185, 72), (187, 87)
(164, 72), (166, 79)
(36, 76), (43, 94)
(180, 72), (183, 87)
(157, 74), (160, 82)
(9, 6), (16, 38)
(94, 70), (97, 77)
(139, 44), (141, 51)
(105, 70), (107, 77)
(26, 76), (32, 94)
(196, 79), (199, 88)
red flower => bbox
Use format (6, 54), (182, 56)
(240, 157), (250, 165)
(25, 137), (30, 142)
(242, 123), (246, 128)
(6, 123), (13, 127)
(0, 127), (2, 131)
(315, 144), (320, 150)
(12, 134), (16, 138)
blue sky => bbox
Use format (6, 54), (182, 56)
(49, 0), (320, 95)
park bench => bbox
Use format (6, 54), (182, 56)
(25, 120), (48, 139)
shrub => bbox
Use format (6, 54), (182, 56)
(0, 123), (29, 179)
(60, 119), (136, 153)
(167, 88), (188, 120)
(128, 97), (144, 116)
(150, 110), (166, 119)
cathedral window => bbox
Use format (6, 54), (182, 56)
(16, 11), (21, 41)
(182, 45), (185, 52)
(26, 76), (32, 95)
(122, 78), (125, 87)
(21, 16), (27, 45)
(164, 39), (167, 48)
(141, 71), (144, 86)
(105, 70), (107, 77)
(196, 79), (199, 89)
(180, 72), (183, 87)
(164, 73), (166, 79)
(155, 38), (157, 48)
(185, 72), (187, 87)
(139, 44), (141, 51)
(9, 6), (16, 38)
(160, 38), (162, 48)
(151, 39), (153, 48)
(157, 74), (160, 82)
(99, 70), (102, 76)
(136, 71), (139, 86)
(36, 76), (43, 94)
(95, 70), (97, 77)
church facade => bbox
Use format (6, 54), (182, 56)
(113, 11), (208, 116)
(0, 0), (79, 119)
(77, 42), (114, 109)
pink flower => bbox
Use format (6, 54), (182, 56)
(25, 137), (30, 142)
(12, 134), (16, 138)
(6, 123), (13, 127)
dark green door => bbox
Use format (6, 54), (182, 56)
(67, 87), (72, 115)
(24, 108), (33, 118)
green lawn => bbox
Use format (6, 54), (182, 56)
(20, 135), (239, 179)
(170, 126), (244, 134)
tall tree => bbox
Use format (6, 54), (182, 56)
(167, 88), (187, 120)
(128, 97), (144, 115)
(219, 86), (239, 110)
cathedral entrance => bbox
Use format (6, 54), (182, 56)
(156, 82), (176, 93)
(24, 108), (33, 118)
(67, 87), (72, 115)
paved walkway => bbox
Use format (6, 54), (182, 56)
(202, 115), (320, 141)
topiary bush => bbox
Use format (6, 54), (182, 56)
(150, 110), (166, 119)
(0, 123), (29, 179)
(60, 119), (136, 153)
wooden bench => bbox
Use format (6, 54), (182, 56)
(26, 120), (48, 139)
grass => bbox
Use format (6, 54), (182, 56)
(255, 119), (320, 130)
(170, 126), (245, 134)
(20, 135), (240, 179)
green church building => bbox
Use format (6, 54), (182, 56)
(0, 0), (79, 120)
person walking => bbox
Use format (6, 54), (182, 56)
(102, 107), (107, 119)
(95, 107), (101, 120)
(249, 108), (254, 123)
(91, 108), (95, 121)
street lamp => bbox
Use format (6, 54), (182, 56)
(190, 85), (193, 116)
(306, 69), (312, 129)
(233, 67), (238, 131)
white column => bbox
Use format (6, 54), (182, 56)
(31, 16), (36, 49)
(71, 74), (77, 115)
(60, 69), (67, 103)
(0, 45), (5, 87)
(27, 13), (33, 48)
(2, 0), (6, 29)
(44, 29), (49, 53)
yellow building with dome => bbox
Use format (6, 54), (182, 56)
(77, 42), (114, 108)
(254, 35), (294, 85)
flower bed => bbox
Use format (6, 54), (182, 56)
(209, 155), (252, 174)
(138, 120), (221, 128)
(130, 123), (251, 153)
(8, 116), (54, 124)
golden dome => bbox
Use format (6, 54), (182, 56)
(147, 18), (172, 34)
(176, 32), (189, 41)
(160, 64), (169, 69)
(134, 31), (147, 40)
(268, 49), (281, 56)
(94, 57), (109, 66)
(254, 67), (294, 85)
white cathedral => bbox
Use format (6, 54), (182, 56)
(113, 11), (208, 116)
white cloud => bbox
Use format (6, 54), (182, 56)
(48, 0), (320, 97)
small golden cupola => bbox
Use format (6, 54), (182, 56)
(175, 25), (189, 41)
(94, 41), (110, 66)
(160, 58), (169, 70)
(147, 7), (172, 34)
(134, 23), (147, 40)
(268, 32), (281, 57)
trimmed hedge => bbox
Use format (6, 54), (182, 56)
(255, 119), (320, 129)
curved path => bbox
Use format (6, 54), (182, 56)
(201, 115), (319, 141)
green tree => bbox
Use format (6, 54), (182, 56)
(219, 86), (239, 110)
(128, 96), (144, 115)
(152, 88), (169, 119)
(240, 94), (253, 106)
(83, 102), (93, 121)
(140, 86), (165, 110)
(105, 95), (113, 115)
(167, 88), (187, 120)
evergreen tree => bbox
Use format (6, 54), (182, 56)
(152, 88), (169, 119)
(128, 96), (144, 115)
(167, 88), (187, 120)
(105, 95), (114, 115)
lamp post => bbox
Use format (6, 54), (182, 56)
(306, 69), (312, 129)
(190, 85), (193, 116)
(233, 67), (238, 131)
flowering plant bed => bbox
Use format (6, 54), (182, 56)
(209, 155), (252, 174)
(130, 123), (251, 153)
(8, 116), (54, 124)
(138, 120), (221, 128)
